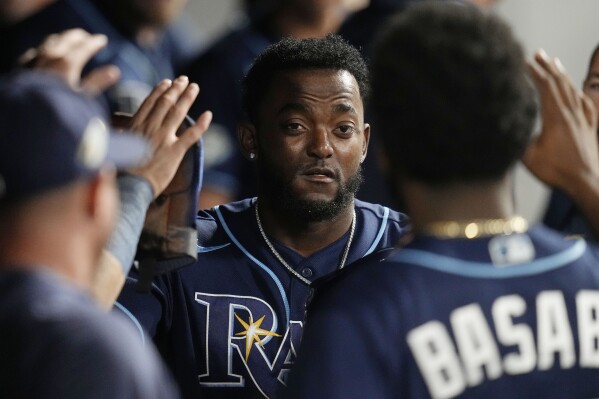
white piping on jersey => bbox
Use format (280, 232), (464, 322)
(197, 243), (231, 253)
(114, 301), (146, 346)
(364, 206), (390, 256)
(392, 239), (587, 278)
(214, 205), (291, 325)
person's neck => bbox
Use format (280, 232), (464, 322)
(255, 197), (355, 258)
(273, 4), (347, 38)
(403, 176), (517, 232)
(0, 227), (96, 291)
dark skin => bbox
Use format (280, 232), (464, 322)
(239, 69), (370, 257)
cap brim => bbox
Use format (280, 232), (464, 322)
(106, 129), (152, 169)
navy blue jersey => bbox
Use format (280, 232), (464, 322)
(0, 269), (178, 399)
(544, 188), (594, 240)
(116, 198), (409, 398)
(288, 226), (599, 398)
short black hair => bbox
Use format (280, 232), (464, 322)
(241, 34), (370, 124)
(371, 2), (537, 185)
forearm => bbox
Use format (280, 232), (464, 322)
(91, 174), (154, 309)
(106, 174), (154, 271)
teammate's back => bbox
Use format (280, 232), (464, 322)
(295, 226), (599, 398)
(287, 2), (599, 398)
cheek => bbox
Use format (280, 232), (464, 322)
(338, 142), (364, 174)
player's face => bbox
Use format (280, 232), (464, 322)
(252, 69), (369, 221)
(583, 52), (599, 126)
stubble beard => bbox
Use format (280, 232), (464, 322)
(257, 161), (363, 223)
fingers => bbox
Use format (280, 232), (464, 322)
(147, 76), (192, 130)
(524, 48), (599, 191)
(162, 82), (200, 134)
(528, 50), (566, 114)
(19, 28), (110, 91)
(554, 57), (583, 111)
(531, 49), (580, 115)
(131, 76), (197, 139)
(130, 79), (173, 129)
(124, 71), (211, 197)
(176, 110), (213, 151)
(81, 65), (121, 96)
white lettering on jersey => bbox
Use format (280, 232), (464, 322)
(450, 304), (503, 385)
(492, 295), (536, 374)
(537, 291), (575, 370)
(407, 290), (599, 398)
(577, 290), (599, 367)
(407, 321), (466, 399)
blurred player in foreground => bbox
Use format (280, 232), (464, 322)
(14, 28), (213, 308)
(288, 3), (599, 398)
(0, 71), (180, 398)
(0, 29), (212, 397)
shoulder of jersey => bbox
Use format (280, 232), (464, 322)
(355, 199), (410, 228)
(197, 198), (254, 247)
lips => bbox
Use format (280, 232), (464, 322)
(301, 166), (337, 183)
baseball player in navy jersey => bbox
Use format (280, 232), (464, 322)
(288, 3), (599, 399)
(115, 34), (410, 399)
(0, 71), (180, 399)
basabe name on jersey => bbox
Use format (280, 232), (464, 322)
(409, 289), (599, 399)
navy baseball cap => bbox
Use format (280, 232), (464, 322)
(0, 71), (150, 202)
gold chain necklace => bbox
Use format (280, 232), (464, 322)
(419, 215), (528, 239)
(255, 200), (356, 285)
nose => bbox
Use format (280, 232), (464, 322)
(307, 127), (333, 159)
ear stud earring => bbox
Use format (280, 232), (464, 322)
(249, 153), (256, 160)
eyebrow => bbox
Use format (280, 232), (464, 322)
(333, 103), (357, 116)
(276, 102), (358, 116)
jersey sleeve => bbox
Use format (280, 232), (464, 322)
(114, 270), (172, 341)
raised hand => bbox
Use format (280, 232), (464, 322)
(524, 49), (599, 194)
(19, 28), (120, 95)
(524, 49), (599, 238)
(126, 76), (212, 197)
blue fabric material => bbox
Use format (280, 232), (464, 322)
(0, 269), (179, 398)
(288, 226), (599, 398)
(116, 199), (410, 398)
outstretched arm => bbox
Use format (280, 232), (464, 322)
(95, 78), (211, 308)
(524, 49), (599, 238)
(21, 29), (212, 308)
